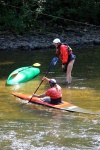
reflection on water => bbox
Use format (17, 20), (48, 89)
(0, 46), (100, 150)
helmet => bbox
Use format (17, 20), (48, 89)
(53, 38), (61, 44)
(49, 79), (57, 86)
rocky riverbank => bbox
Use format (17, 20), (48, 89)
(0, 26), (100, 51)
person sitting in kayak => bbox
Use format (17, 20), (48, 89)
(33, 77), (62, 104)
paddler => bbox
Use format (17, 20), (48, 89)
(33, 77), (62, 104)
(53, 38), (76, 86)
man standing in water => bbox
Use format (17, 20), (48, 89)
(53, 38), (76, 86)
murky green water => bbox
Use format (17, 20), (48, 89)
(0, 46), (100, 150)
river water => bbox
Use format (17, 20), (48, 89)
(0, 46), (100, 150)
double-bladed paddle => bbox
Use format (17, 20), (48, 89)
(11, 63), (41, 78)
(28, 57), (58, 103)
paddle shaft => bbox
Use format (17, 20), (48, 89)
(28, 57), (58, 103)
(28, 64), (52, 103)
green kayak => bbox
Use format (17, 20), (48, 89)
(6, 66), (40, 85)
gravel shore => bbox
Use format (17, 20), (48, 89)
(0, 26), (100, 51)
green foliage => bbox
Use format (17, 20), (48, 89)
(43, 0), (100, 25)
(0, 0), (99, 34)
(0, 0), (40, 34)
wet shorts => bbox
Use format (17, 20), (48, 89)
(62, 54), (76, 73)
(41, 97), (62, 105)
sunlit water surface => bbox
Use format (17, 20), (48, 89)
(0, 46), (100, 150)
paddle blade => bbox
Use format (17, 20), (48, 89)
(50, 57), (58, 66)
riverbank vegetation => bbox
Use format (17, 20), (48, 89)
(0, 0), (100, 35)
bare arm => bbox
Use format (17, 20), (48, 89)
(33, 93), (46, 98)
(32, 77), (50, 98)
(42, 76), (50, 83)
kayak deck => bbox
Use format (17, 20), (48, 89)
(12, 93), (99, 115)
(7, 66), (40, 85)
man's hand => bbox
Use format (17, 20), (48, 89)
(32, 94), (38, 97)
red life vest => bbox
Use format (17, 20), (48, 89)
(56, 43), (75, 64)
(45, 84), (62, 99)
